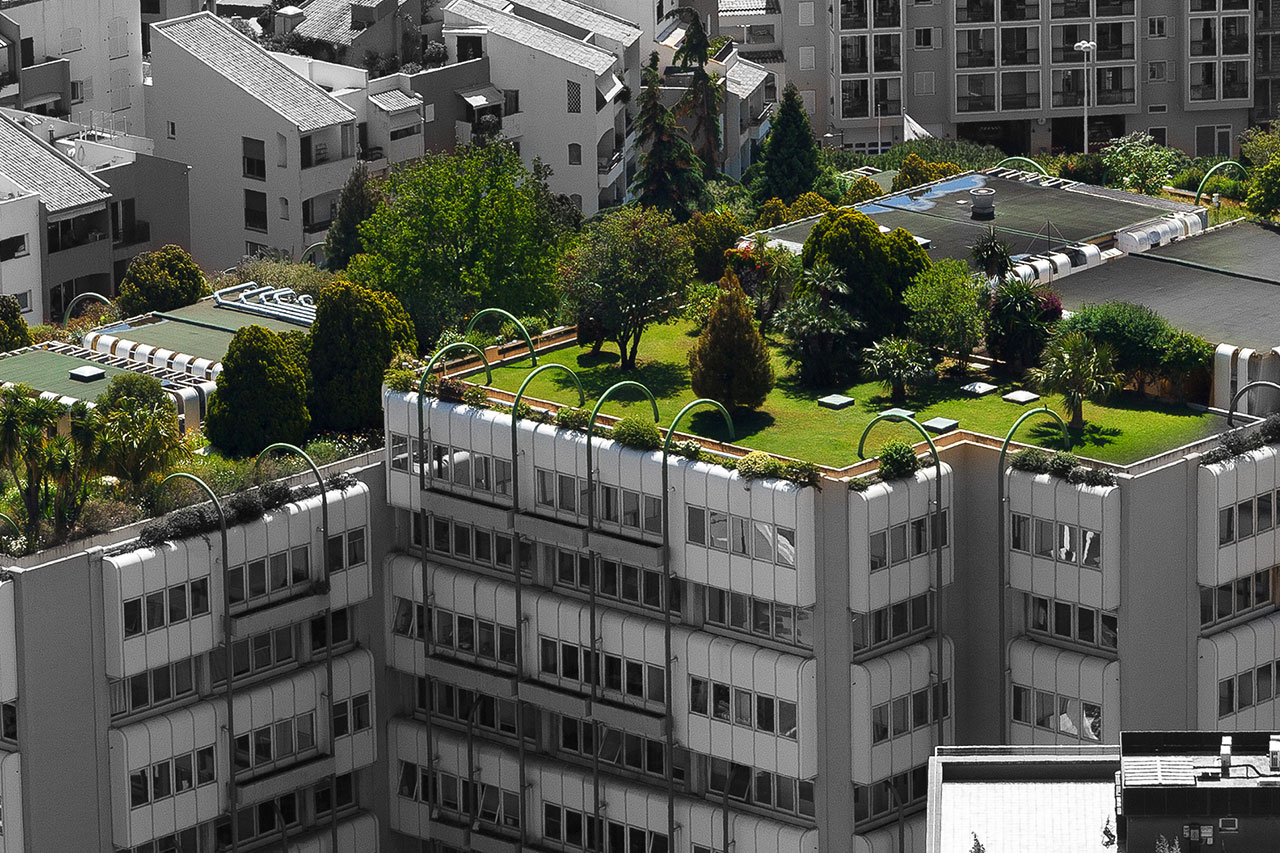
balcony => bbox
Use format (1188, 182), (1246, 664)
(957, 94), (997, 112)
(1002, 48), (1040, 65)
(597, 149), (624, 188)
(18, 57), (70, 108)
(1223, 34), (1250, 55)
(113, 219), (151, 248)
(1191, 83), (1217, 100)
(956, 0), (995, 22)
(1095, 43), (1135, 61)
(872, 0), (901, 28)
(48, 212), (110, 254)
(1095, 87), (1134, 105)
(1002, 92), (1042, 109)
(1052, 89), (1084, 106)
(957, 50), (996, 68)
(1050, 0), (1090, 17)
(1001, 0), (1040, 18)
(874, 52), (902, 72)
(841, 0), (869, 29)
(1224, 79), (1249, 99)
(1190, 39), (1217, 58)
(302, 217), (332, 235)
(1094, 0), (1133, 14)
(875, 98), (902, 116)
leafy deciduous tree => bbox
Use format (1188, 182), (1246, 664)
(117, 244), (210, 316)
(1247, 157), (1280, 219)
(205, 325), (310, 457)
(557, 206), (693, 370)
(904, 259), (986, 368)
(688, 272), (775, 410)
(1100, 131), (1184, 196)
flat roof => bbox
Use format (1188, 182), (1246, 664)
(757, 172), (1192, 261)
(0, 349), (140, 400)
(103, 299), (308, 365)
(1053, 222), (1280, 349)
(936, 780), (1115, 853)
(161, 300), (306, 335)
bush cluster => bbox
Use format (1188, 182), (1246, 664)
(554, 406), (590, 431)
(736, 451), (784, 480)
(1009, 448), (1115, 486)
(462, 386), (490, 409)
(610, 417), (662, 451)
(877, 439), (921, 480)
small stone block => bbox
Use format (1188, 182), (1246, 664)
(923, 416), (959, 434)
(818, 393), (856, 410)
(1003, 389), (1040, 405)
(880, 407), (916, 419)
(962, 381), (997, 396)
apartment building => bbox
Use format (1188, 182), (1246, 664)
(282, 0), (428, 65)
(147, 12), (361, 271)
(440, 0), (642, 215)
(721, 0), (1253, 156)
(0, 0), (146, 132)
(140, 1), (206, 55)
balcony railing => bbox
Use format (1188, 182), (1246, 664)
(1051, 46), (1087, 62)
(873, 0), (901, 27)
(1190, 40), (1217, 57)
(1191, 83), (1217, 100)
(113, 220), (151, 247)
(1095, 43), (1135, 60)
(1052, 90), (1085, 106)
(957, 94), (996, 111)
(957, 50), (996, 68)
(1001, 0), (1040, 18)
(842, 98), (870, 118)
(303, 218), (332, 234)
(1223, 35), (1250, 55)
(842, 57), (869, 75)
(1050, 0), (1090, 16)
(874, 53), (902, 72)
(875, 98), (902, 116)
(1094, 0), (1133, 14)
(1224, 81), (1249, 98)
(0, 71), (16, 88)
(956, 0), (995, 22)
(1095, 87), (1135, 104)
(752, 102), (776, 125)
(597, 149), (623, 174)
(1002, 48), (1040, 65)
(1002, 92), (1042, 109)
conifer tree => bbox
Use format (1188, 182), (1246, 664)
(688, 272), (775, 410)
(753, 83), (819, 204)
(632, 53), (705, 220)
(324, 161), (378, 270)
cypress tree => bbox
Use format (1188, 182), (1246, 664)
(632, 53), (705, 220)
(754, 83), (820, 205)
(324, 161), (378, 270)
(688, 272), (775, 410)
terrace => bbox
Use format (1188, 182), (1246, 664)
(473, 319), (1229, 470)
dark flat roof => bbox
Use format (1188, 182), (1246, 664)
(1153, 220), (1280, 283)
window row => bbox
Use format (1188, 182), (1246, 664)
(129, 746), (216, 808)
(703, 585), (814, 649)
(686, 506), (797, 568)
(389, 434), (513, 497)
(333, 692), (372, 738)
(419, 513), (532, 576)
(707, 758), (816, 819)
(1012, 684), (1102, 741)
(537, 468), (663, 533)
(689, 677), (799, 739)
(326, 527), (366, 574)
(539, 638), (665, 704)
(123, 577), (210, 639)
(397, 763), (521, 830)
(1218, 659), (1280, 717)
(1011, 513), (1102, 569)
(393, 598), (519, 668)
(214, 773), (356, 851)
(869, 510), (949, 571)
(854, 764), (928, 828)
(110, 658), (196, 718)
(559, 717), (682, 783)
(227, 544), (311, 609)
(418, 678), (536, 741)
(1029, 596), (1118, 651)
(851, 592), (933, 654)
(1219, 492), (1277, 546)
(211, 626), (296, 684)
(552, 545), (683, 615)
(544, 802), (669, 853)
(871, 681), (951, 743)
(233, 711), (316, 776)
(1200, 571), (1274, 629)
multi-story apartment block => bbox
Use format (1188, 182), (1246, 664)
(283, 0), (428, 65)
(0, 0), (146, 132)
(722, 0), (1253, 156)
(147, 11), (362, 271)
(139, 1), (206, 55)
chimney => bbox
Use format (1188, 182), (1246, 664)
(1221, 735), (1233, 778)
(970, 187), (995, 220)
(1269, 736), (1280, 772)
(275, 6), (305, 36)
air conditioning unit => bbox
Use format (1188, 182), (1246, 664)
(1219, 818), (1239, 832)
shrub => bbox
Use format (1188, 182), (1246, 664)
(519, 315), (547, 337)
(781, 459), (821, 487)
(877, 439), (921, 480)
(688, 209), (744, 281)
(848, 475), (872, 492)
(755, 198), (789, 229)
(205, 325), (310, 458)
(258, 481), (293, 510)
(682, 282), (723, 330)
(688, 273), (775, 410)
(1058, 153), (1109, 186)
(1010, 447), (1052, 473)
(1082, 467), (1117, 487)
(1057, 301), (1171, 385)
(0, 295), (30, 351)
(672, 439), (703, 460)
(1262, 413), (1280, 445)
(1047, 452), (1080, 478)
(462, 386), (490, 408)
(736, 451), (784, 480)
(555, 406), (590, 431)
(610, 417), (662, 450)
(383, 368), (417, 393)
(97, 373), (169, 413)
(117, 244), (210, 316)
(891, 154), (961, 192)
(226, 490), (265, 525)
(839, 175), (884, 206)
(786, 192), (833, 220)
(79, 499), (142, 536)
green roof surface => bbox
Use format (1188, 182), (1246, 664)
(162, 300), (306, 335)
(109, 319), (237, 364)
(0, 350), (139, 400)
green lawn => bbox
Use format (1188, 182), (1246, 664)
(484, 320), (1225, 468)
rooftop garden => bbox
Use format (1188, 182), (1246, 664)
(481, 317), (1224, 468)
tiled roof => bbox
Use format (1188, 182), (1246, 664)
(154, 12), (355, 132)
(739, 49), (785, 64)
(471, 0), (640, 45)
(444, 0), (617, 75)
(0, 116), (110, 214)
(369, 88), (422, 113)
(293, 0), (381, 47)
(724, 55), (769, 98)
(719, 0), (781, 13)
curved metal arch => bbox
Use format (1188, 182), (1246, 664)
(63, 291), (113, 321)
(1228, 379), (1280, 427)
(510, 363), (585, 514)
(995, 406), (1071, 744)
(0, 512), (19, 537)
(995, 156), (1049, 177)
(301, 240), (328, 269)
(586, 381), (660, 531)
(416, 342), (494, 491)
(662, 398), (735, 460)
(1195, 160), (1248, 207)
(467, 308), (537, 366)
(856, 412), (945, 752)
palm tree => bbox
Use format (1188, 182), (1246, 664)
(970, 226), (1013, 280)
(101, 399), (189, 492)
(1029, 330), (1122, 430)
(863, 336), (933, 405)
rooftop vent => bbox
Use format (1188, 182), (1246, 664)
(1221, 735), (1233, 778)
(68, 365), (105, 383)
(970, 187), (995, 221)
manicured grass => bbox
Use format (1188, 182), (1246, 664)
(485, 320), (1225, 467)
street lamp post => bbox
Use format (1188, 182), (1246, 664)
(1074, 40), (1097, 153)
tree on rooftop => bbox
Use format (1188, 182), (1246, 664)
(1029, 330), (1122, 431)
(863, 336), (932, 406)
(205, 325), (310, 457)
(556, 205), (693, 370)
(632, 53), (706, 220)
(687, 208), (744, 281)
(96, 373), (188, 494)
(753, 83), (820, 205)
(310, 281), (417, 433)
(1100, 131), (1184, 196)
(969, 227), (1013, 280)
(839, 174), (885, 206)
(117, 244), (210, 317)
(0, 295), (31, 352)
(1246, 156), (1280, 219)
(346, 144), (563, 345)
(1056, 301), (1170, 392)
(215, 255), (338, 301)
(324, 161), (379, 271)
(890, 153), (961, 192)
(904, 259), (986, 370)
(985, 277), (1061, 373)
(689, 271), (774, 410)
(774, 260), (863, 386)
(1239, 123), (1280, 168)
(666, 7), (724, 179)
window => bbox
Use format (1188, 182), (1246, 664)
(389, 124), (421, 141)
(914, 28), (933, 48)
(110, 68), (132, 112)
(333, 693), (372, 737)
(122, 578), (210, 639)
(567, 81), (582, 113)
(1013, 682), (1101, 740)
(108, 17), (129, 59)
(111, 659), (196, 717)
(1200, 571), (1272, 628)
(211, 627), (295, 684)
(871, 681), (952, 743)
(129, 746), (216, 809)
(242, 138), (266, 180)
(568, 143), (582, 165)
(690, 677), (798, 739)
(244, 190), (268, 233)
(1147, 16), (1166, 37)
(1028, 595), (1118, 651)
(1220, 506), (1236, 545)
(852, 593), (932, 653)
(234, 712), (315, 775)
(60, 26), (83, 54)
(0, 235), (27, 262)
(1148, 61), (1167, 82)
